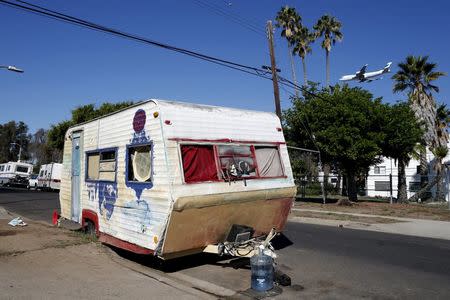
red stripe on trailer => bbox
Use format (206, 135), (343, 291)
(81, 209), (100, 235)
(98, 233), (154, 255)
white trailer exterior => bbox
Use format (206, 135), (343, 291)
(59, 100), (296, 258)
(37, 163), (63, 190)
(0, 161), (33, 186)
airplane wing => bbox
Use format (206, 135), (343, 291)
(355, 64), (368, 81)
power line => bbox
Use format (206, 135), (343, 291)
(1, 0), (266, 75)
(1, 0), (315, 94)
(191, 0), (265, 36)
(1, 0), (326, 143)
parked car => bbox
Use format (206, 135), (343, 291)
(27, 174), (38, 190)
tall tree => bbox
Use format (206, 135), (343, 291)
(313, 14), (343, 87)
(47, 101), (134, 160)
(284, 84), (385, 204)
(435, 103), (450, 147)
(292, 26), (314, 85)
(0, 121), (30, 163)
(434, 103), (450, 201)
(381, 103), (423, 203)
(392, 55), (446, 200)
(275, 5), (302, 95)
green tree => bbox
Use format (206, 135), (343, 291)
(392, 55), (446, 200)
(275, 5), (302, 95)
(380, 103), (423, 203)
(313, 14), (343, 87)
(284, 84), (385, 204)
(28, 128), (53, 168)
(0, 121), (30, 163)
(47, 101), (134, 160)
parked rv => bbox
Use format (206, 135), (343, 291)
(58, 100), (296, 259)
(0, 161), (33, 187)
(37, 163), (62, 190)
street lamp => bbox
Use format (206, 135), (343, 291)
(0, 65), (24, 73)
(10, 143), (23, 162)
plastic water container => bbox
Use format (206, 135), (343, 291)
(250, 248), (274, 292)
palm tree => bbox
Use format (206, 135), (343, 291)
(434, 104), (450, 201)
(275, 6), (301, 96)
(436, 103), (450, 147)
(292, 26), (314, 85)
(392, 55), (446, 201)
(313, 14), (343, 87)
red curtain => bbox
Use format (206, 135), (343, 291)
(181, 145), (219, 183)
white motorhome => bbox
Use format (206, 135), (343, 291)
(37, 163), (63, 190)
(0, 161), (33, 186)
(58, 100), (296, 259)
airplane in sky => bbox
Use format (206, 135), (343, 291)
(339, 62), (392, 82)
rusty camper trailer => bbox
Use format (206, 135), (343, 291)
(58, 100), (296, 259)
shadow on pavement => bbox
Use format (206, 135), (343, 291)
(109, 232), (295, 273)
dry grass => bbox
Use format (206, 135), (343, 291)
(295, 201), (450, 221)
(291, 210), (401, 224)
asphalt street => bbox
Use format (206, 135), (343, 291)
(1, 187), (450, 298)
(0, 187), (58, 223)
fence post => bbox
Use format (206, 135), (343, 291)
(389, 173), (393, 204)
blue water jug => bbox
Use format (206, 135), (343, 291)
(250, 248), (274, 292)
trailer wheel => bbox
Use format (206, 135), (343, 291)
(84, 220), (97, 238)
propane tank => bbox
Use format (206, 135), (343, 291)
(250, 245), (274, 292)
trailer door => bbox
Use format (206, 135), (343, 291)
(71, 132), (82, 222)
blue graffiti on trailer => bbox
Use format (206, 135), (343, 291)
(86, 181), (118, 221)
(122, 109), (154, 231)
(98, 182), (118, 220)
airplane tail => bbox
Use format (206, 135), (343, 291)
(383, 62), (392, 73)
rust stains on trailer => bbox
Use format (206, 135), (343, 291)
(161, 197), (293, 256)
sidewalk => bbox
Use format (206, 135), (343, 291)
(0, 208), (213, 299)
(291, 208), (450, 241)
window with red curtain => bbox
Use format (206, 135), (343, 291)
(181, 145), (219, 183)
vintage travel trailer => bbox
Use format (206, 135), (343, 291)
(59, 100), (296, 259)
(0, 161), (33, 186)
(37, 163), (63, 190)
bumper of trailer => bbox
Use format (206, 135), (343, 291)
(159, 186), (296, 259)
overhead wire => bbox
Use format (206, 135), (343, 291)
(191, 0), (265, 36)
(1, 0), (326, 149)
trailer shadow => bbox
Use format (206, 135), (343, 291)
(108, 233), (294, 273)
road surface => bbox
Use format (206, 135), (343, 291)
(1, 187), (450, 298)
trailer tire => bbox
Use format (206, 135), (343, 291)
(84, 220), (97, 238)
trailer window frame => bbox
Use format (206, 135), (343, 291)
(125, 141), (154, 185)
(178, 141), (287, 184)
(85, 147), (118, 183)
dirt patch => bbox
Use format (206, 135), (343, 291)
(0, 230), (17, 236)
(295, 201), (450, 221)
(291, 210), (401, 224)
(0, 219), (91, 256)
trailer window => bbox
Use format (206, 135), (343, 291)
(39, 170), (44, 177)
(127, 145), (152, 182)
(254, 146), (284, 177)
(181, 145), (218, 183)
(99, 150), (116, 181)
(0, 166), (4, 172)
(218, 145), (256, 179)
(86, 153), (100, 180)
(16, 166), (29, 173)
(86, 148), (117, 182)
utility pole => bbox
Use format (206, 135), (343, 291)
(266, 20), (282, 120)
